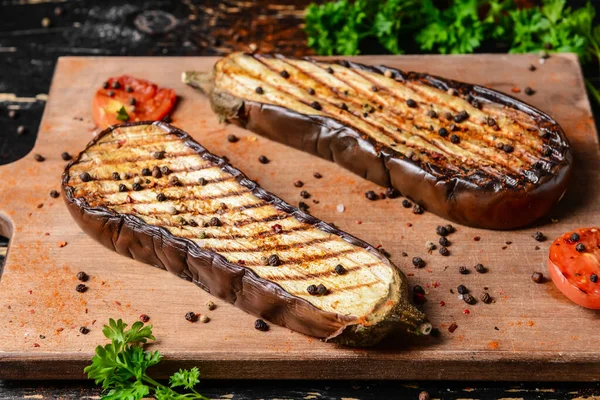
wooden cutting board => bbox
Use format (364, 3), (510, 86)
(1, 54), (599, 381)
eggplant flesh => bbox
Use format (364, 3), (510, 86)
(183, 52), (572, 230)
(62, 121), (430, 347)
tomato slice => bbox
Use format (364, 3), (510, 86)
(548, 227), (600, 309)
(92, 76), (176, 129)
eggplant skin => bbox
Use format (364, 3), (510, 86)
(62, 121), (429, 347)
(184, 54), (572, 230)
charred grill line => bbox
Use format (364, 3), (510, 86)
(91, 175), (235, 193)
(263, 263), (378, 282)
(238, 248), (358, 267)
(205, 236), (333, 253)
(96, 188), (252, 207)
(74, 151), (198, 167)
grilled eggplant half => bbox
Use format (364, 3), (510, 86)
(62, 121), (430, 346)
(183, 53), (572, 230)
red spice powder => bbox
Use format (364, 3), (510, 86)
(488, 341), (499, 350)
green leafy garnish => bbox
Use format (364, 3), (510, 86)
(85, 319), (208, 400)
(116, 106), (130, 122)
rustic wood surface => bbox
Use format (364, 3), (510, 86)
(0, 53), (598, 382)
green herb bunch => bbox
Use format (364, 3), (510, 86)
(305, 0), (600, 103)
(85, 319), (208, 400)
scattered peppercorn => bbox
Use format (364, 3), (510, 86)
(524, 87), (535, 96)
(475, 263), (486, 273)
(140, 314), (150, 323)
(402, 199), (412, 208)
(107, 90), (114, 97)
(255, 86), (264, 94)
(436, 225), (449, 237)
(80, 172), (92, 182)
(463, 293), (476, 305)
(126, 86), (134, 93)
(141, 168), (151, 176)
(412, 257), (425, 268)
(111, 81), (121, 89)
(457, 285), (468, 294)
(371, 85), (378, 92)
(454, 110), (469, 123)
(570, 233), (580, 242)
(258, 155), (270, 164)
(299, 202), (310, 212)
(76, 271), (88, 282)
(49, 190), (59, 199)
(307, 87), (315, 95)
(481, 292), (492, 304)
(316, 284), (328, 295)
(254, 319), (269, 331)
(503, 144), (514, 153)
(365, 190), (378, 201)
(280, 70), (290, 79)
(413, 204), (423, 214)
(156, 193), (167, 202)
(227, 134), (239, 143)
(413, 285), (425, 295)
(205, 300), (216, 310)
(300, 190), (310, 199)
(198, 177), (207, 186)
(439, 237), (450, 247)
(132, 182), (142, 191)
(334, 264), (347, 275)
(426, 241), (436, 251)
(185, 311), (198, 322)
(326, 67), (334, 74)
(529, 64), (537, 71)
(427, 109), (437, 118)
(385, 187), (400, 199)
(153, 151), (165, 160)
(79, 326), (90, 335)
(406, 99), (417, 108)
(58, 152), (72, 162)
(268, 254), (281, 266)
(531, 272), (544, 283)
(307, 284), (318, 295)
(450, 134), (460, 144)
(459, 266), (469, 275)
(576, 243), (586, 252)
(208, 217), (221, 227)
(438, 127), (449, 137)
(313, 172), (322, 179)
(439, 247), (450, 256)
(533, 231), (546, 242)
(311, 101), (322, 110)
(118, 184), (127, 192)
(591, 274), (598, 283)
(34, 154), (45, 162)
(75, 284), (87, 293)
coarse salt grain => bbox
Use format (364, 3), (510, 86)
(337, 204), (345, 213)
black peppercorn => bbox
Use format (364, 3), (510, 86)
(412, 257), (425, 268)
(316, 284), (328, 295)
(439, 236), (450, 247)
(258, 155), (270, 164)
(118, 183), (127, 192)
(227, 134), (239, 143)
(152, 151), (165, 160)
(524, 87), (535, 96)
(76, 271), (88, 282)
(457, 285), (468, 294)
(112, 81), (121, 89)
(157, 193), (167, 202)
(80, 172), (92, 182)
(450, 134), (460, 144)
(454, 110), (469, 123)
(50, 190), (59, 199)
(463, 293), (476, 305)
(436, 225), (449, 237)
(307, 87), (315, 95)
(102, 81), (109, 89)
(311, 101), (322, 110)
(503, 144), (514, 153)
(126, 86), (134, 93)
(299, 202), (309, 212)
(255, 86), (264, 94)
(140, 314), (150, 323)
(531, 272), (544, 283)
(107, 90), (114, 97)
(444, 224), (455, 234)
(326, 67), (334, 74)
(150, 167), (161, 178)
(313, 172), (322, 179)
(132, 182), (142, 191)
(75, 284), (87, 293)
(334, 264), (347, 275)
(385, 187), (400, 199)
(591, 274), (598, 283)
(268, 254), (281, 266)
(208, 217), (221, 227)
(307, 284), (318, 295)
(402, 199), (412, 208)
(533, 231), (546, 242)
(487, 117), (497, 126)
(570, 233), (580, 242)
(34, 154), (45, 162)
(254, 319), (269, 331)
(439, 247), (450, 256)
(61, 152), (72, 161)
(406, 99), (417, 108)
(185, 311), (198, 322)
(475, 263), (486, 273)
(340, 103), (348, 111)
(413, 204), (423, 214)
(481, 292), (492, 304)
(365, 190), (378, 201)
(427, 109), (437, 118)
(459, 266), (469, 275)
(529, 64), (537, 71)
(300, 190), (310, 199)
(371, 85), (378, 92)
(576, 243), (586, 252)
(199, 177), (207, 186)
(79, 326), (89, 335)
(280, 70), (290, 79)
(438, 127), (449, 137)
(129, 97), (136, 106)
(141, 168), (151, 176)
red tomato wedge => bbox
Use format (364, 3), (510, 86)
(92, 76), (176, 129)
(548, 227), (600, 309)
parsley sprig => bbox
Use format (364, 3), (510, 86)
(85, 319), (208, 400)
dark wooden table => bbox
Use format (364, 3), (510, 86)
(1, 0), (599, 398)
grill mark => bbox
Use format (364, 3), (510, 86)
(76, 151), (198, 166)
(95, 176), (235, 195)
(239, 248), (358, 267)
(101, 188), (252, 207)
(263, 262), (378, 282)
(110, 199), (270, 219)
(90, 135), (182, 151)
(168, 224), (310, 240)
(75, 163), (219, 183)
(287, 280), (379, 297)
(234, 212), (287, 227)
(204, 236), (332, 253)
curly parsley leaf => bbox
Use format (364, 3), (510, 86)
(116, 106), (130, 122)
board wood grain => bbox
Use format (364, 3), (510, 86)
(0, 54), (598, 381)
